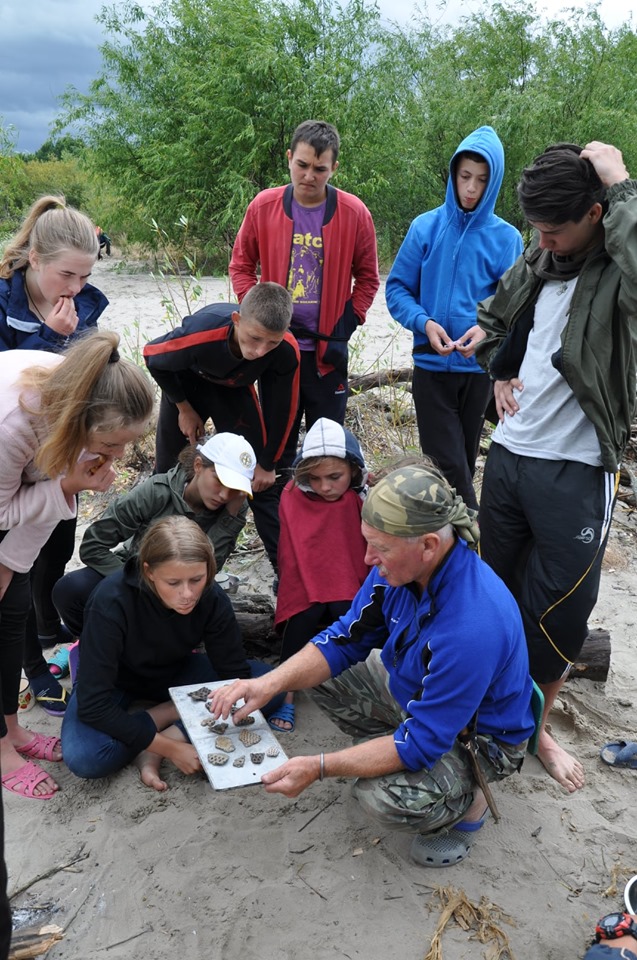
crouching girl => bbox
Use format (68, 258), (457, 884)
(61, 516), (279, 791)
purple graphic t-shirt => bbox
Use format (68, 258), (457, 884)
(287, 199), (325, 351)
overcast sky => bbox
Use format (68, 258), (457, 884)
(0, 0), (632, 153)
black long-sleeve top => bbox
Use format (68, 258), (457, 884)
(74, 558), (251, 755)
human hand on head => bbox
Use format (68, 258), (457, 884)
(493, 378), (523, 422)
(46, 297), (79, 337)
(424, 319), (455, 355)
(454, 325), (487, 358)
(581, 141), (630, 187)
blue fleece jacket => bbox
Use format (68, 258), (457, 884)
(0, 269), (108, 352)
(311, 539), (534, 771)
(385, 126), (523, 374)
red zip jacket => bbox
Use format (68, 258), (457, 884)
(230, 184), (380, 376)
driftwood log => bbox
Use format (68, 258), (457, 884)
(349, 366), (412, 393)
(9, 926), (63, 960)
(230, 592), (611, 680)
(229, 592), (278, 657)
(567, 628), (611, 682)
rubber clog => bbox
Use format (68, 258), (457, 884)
(1, 760), (57, 800)
(410, 810), (489, 868)
(600, 741), (637, 768)
(16, 733), (62, 763)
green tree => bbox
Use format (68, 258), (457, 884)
(0, 120), (28, 235)
(59, 0), (385, 262)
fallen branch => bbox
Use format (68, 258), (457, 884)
(298, 797), (338, 833)
(349, 366), (412, 393)
(9, 848), (89, 901)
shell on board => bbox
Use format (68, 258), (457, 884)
(250, 752), (264, 765)
(233, 756), (246, 767)
(207, 753), (229, 766)
(239, 729), (261, 747)
(200, 718), (228, 733)
(234, 715), (255, 726)
(188, 686), (211, 701)
(266, 745), (280, 758)
(215, 736), (235, 754)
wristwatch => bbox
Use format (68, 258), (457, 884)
(595, 913), (637, 942)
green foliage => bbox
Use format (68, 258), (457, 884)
(54, 0), (637, 260)
(58, 0), (384, 262)
(0, 120), (28, 235)
(148, 216), (205, 327)
(28, 135), (87, 162)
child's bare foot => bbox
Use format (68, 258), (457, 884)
(537, 730), (585, 792)
(136, 750), (168, 792)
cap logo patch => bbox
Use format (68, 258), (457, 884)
(240, 452), (253, 467)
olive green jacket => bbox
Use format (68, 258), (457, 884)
(79, 464), (247, 577)
(476, 178), (637, 472)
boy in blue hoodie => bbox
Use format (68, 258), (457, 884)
(386, 126), (522, 509)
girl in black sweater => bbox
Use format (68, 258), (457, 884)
(62, 516), (276, 791)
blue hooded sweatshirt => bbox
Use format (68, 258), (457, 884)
(385, 126), (523, 374)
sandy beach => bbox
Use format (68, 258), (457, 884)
(6, 258), (637, 960)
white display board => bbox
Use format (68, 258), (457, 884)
(169, 679), (288, 790)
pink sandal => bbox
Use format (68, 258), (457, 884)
(16, 733), (62, 763)
(1, 760), (57, 800)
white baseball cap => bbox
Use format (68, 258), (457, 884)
(197, 433), (256, 496)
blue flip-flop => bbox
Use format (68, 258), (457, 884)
(268, 703), (295, 732)
(600, 741), (637, 768)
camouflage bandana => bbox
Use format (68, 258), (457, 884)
(361, 466), (480, 547)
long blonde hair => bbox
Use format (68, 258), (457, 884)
(139, 517), (216, 594)
(19, 330), (155, 477)
(0, 195), (99, 278)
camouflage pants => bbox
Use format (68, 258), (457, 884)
(311, 650), (527, 834)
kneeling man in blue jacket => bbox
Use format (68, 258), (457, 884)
(210, 463), (535, 868)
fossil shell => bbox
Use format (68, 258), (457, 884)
(204, 700), (217, 714)
(234, 715), (255, 726)
(207, 753), (229, 766)
(250, 752), (264, 765)
(266, 746), (280, 758)
(233, 756), (245, 767)
(188, 686), (211, 701)
(215, 736), (235, 754)
(200, 718), (228, 733)
(239, 729), (261, 747)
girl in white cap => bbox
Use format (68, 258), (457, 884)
(271, 418), (370, 732)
